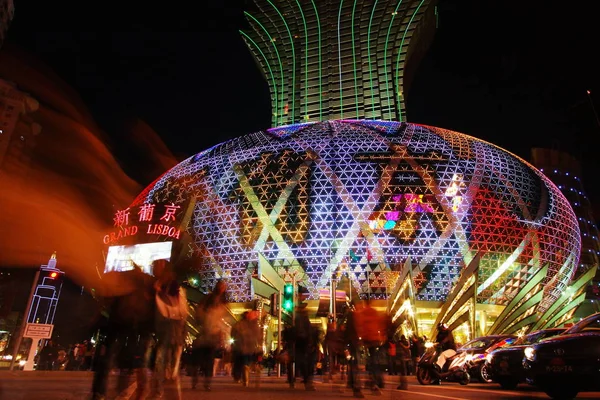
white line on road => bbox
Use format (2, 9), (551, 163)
(381, 387), (467, 400)
(420, 384), (548, 398)
(115, 381), (138, 400)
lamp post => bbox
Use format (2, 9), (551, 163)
(277, 288), (282, 378)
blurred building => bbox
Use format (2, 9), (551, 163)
(0, 0), (14, 49)
(0, 79), (41, 176)
(242, 0), (438, 125)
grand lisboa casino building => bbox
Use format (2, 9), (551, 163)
(104, 1), (582, 339)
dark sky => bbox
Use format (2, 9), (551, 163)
(5, 0), (600, 197)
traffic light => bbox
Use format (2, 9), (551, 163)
(41, 269), (64, 283)
(283, 283), (294, 312)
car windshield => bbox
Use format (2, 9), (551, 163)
(460, 337), (498, 350)
(517, 329), (565, 345)
(564, 313), (600, 334)
(489, 337), (517, 351)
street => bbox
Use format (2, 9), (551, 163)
(1, 372), (600, 400)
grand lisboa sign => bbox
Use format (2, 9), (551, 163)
(113, 120), (579, 315)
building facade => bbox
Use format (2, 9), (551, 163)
(113, 121), (581, 337)
(113, 3), (585, 340)
(531, 149), (600, 278)
(531, 148), (600, 310)
(242, 0), (438, 126)
(0, 0), (14, 49)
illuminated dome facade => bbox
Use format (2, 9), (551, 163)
(126, 120), (580, 312)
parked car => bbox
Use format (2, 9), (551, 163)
(523, 312), (600, 399)
(457, 335), (517, 382)
(484, 328), (566, 389)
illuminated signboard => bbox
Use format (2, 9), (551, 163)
(103, 202), (183, 245)
(104, 241), (173, 275)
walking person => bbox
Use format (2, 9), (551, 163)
(294, 303), (317, 391)
(410, 335), (422, 375)
(231, 311), (261, 387)
(324, 321), (345, 384)
(352, 299), (388, 396)
(90, 265), (156, 400)
(281, 324), (296, 388)
(398, 335), (411, 375)
(343, 302), (365, 398)
(387, 338), (397, 375)
(193, 280), (228, 391)
(396, 334), (411, 390)
(37, 340), (57, 371)
(151, 268), (188, 398)
(187, 336), (203, 389)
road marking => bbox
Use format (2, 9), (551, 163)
(115, 381), (138, 400)
(421, 385), (548, 398)
(381, 387), (466, 399)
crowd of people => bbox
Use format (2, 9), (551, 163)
(271, 298), (429, 398)
(35, 340), (95, 371)
(39, 258), (432, 400)
(90, 259), (190, 400)
(88, 260), (266, 399)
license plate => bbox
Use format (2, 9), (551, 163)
(498, 360), (510, 375)
(545, 365), (573, 373)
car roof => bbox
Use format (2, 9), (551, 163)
(476, 335), (516, 340)
(528, 328), (565, 335)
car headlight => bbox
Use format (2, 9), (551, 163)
(485, 353), (494, 364)
(524, 347), (536, 361)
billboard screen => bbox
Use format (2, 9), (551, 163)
(104, 241), (173, 275)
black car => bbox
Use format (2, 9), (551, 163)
(457, 335), (517, 382)
(523, 312), (600, 399)
(484, 328), (566, 389)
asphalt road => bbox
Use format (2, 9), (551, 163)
(1, 372), (599, 400)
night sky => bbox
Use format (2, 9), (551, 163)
(5, 0), (600, 199)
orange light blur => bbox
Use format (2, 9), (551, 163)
(0, 45), (178, 297)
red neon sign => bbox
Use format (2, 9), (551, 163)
(104, 202), (184, 245)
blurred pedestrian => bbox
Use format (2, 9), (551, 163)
(193, 280), (228, 391)
(37, 340), (57, 371)
(222, 347), (232, 376)
(56, 346), (68, 371)
(281, 324), (296, 388)
(324, 321), (345, 383)
(396, 334), (411, 390)
(410, 335), (423, 374)
(231, 310), (261, 387)
(343, 302), (363, 398)
(387, 338), (397, 375)
(90, 265), (156, 400)
(295, 303), (317, 391)
(398, 335), (411, 374)
(353, 299), (388, 396)
(151, 271), (188, 397)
